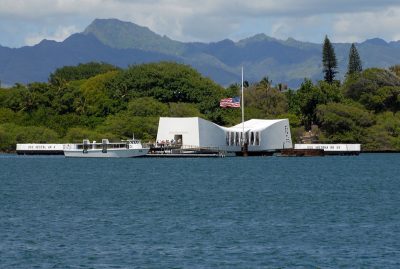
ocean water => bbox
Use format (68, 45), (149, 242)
(0, 154), (399, 268)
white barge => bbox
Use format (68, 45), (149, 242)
(63, 139), (149, 158)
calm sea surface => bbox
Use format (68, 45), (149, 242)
(0, 154), (399, 268)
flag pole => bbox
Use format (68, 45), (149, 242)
(241, 66), (244, 145)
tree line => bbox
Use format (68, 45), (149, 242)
(0, 38), (399, 152)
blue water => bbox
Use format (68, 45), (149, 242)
(0, 154), (399, 268)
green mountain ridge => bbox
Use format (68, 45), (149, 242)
(83, 18), (186, 55)
(1, 18), (400, 88)
(81, 19), (400, 86)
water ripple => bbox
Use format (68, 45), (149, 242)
(0, 154), (400, 268)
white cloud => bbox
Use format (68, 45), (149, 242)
(0, 0), (399, 18)
(1, 0), (400, 46)
(24, 25), (79, 45)
(333, 7), (400, 42)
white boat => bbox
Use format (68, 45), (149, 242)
(63, 139), (149, 158)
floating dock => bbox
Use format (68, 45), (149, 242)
(294, 144), (361, 155)
(146, 153), (225, 158)
(279, 148), (324, 157)
(16, 144), (66, 155)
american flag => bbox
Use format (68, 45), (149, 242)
(220, 96), (241, 108)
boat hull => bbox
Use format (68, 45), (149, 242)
(64, 148), (149, 158)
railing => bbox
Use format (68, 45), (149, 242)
(65, 143), (129, 150)
(152, 144), (228, 156)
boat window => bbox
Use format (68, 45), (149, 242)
(251, 132), (254, 145)
(225, 132), (229, 146)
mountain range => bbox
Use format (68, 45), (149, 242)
(1, 18), (400, 88)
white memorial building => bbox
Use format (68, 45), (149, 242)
(156, 117), (292, 153)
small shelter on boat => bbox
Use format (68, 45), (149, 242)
(156, 117), (292, 154)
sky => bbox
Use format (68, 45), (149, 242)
(1, 0), (400, 48)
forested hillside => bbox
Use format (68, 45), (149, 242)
(0, 62), (399, 152)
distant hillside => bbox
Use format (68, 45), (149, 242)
(0, 33), (180, 86)
(83, 18), (185, 55)
(1, 18), (400, 88)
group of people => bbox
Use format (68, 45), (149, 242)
(156, 138), (182, 147)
